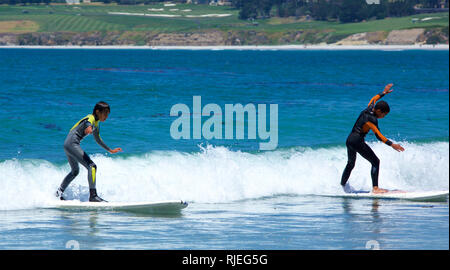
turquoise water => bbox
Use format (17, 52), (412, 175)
(0, 48), (448, 250)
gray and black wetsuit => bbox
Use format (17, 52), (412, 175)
(59, 114), (112, 191)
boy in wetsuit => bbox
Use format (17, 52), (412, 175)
(56, 102), (122, 202)
(341, 84), (405, 194)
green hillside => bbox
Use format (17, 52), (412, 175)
(0, 3), (448, 45)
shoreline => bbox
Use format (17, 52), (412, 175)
(0, 44), (448, 50)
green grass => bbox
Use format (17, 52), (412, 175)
(0, 3), (447, 36)
(0, 3), (242, 32)
(331, 13), (449, 35)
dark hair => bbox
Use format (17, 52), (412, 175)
(374, 100), (390, 113)
(93, 101), (110, 120)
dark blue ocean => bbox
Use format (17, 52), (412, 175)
(0, 48), (448, 250)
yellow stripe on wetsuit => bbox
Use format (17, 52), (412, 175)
(70, 114), (98, 131)
(92, 166), (96, 184)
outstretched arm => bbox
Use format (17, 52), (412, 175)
(364, 122), (392, 145)
(364, 122), (405, 152)
(367, 83), (394, 108)
(93, 127), (122, 154)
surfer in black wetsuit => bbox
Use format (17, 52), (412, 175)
(55, 102), (122, 202)
(341, 84), (405, 194)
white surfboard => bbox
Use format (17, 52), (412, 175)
(48, 200), (188, 214)
(324, 190), (449, 202)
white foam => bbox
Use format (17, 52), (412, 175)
(0, 142), (448, 210)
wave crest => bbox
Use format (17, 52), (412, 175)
(0, 142), (448, 210)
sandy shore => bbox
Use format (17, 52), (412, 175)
(0, 44), (448, 50)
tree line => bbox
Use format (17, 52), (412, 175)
(233, 0), (448, 22)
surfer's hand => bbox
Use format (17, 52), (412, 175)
(84, 126), (93, 135)
(392, 143), (404, 152)
(109, 148), (122, 154)
(383, 83), (394, 95)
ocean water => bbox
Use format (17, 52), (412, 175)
(0, 48), (448, 250)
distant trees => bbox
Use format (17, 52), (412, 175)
(339, 0), (366, 23)
(234, 0), (422, 22)
(233, 0), (273, 20)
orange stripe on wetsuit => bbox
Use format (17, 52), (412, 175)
(366, 93), (391, 145)
(362, 122), (390, 144)
(350, 92), (393, 146)
(368, 94), (382, 108)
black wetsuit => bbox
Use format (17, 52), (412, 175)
(341, 92), (393, 188)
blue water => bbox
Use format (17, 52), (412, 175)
(0, 48), (448, 250)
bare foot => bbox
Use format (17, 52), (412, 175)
(372, 187), (389, 194)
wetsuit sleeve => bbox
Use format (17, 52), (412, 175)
(364, 122), (393, 146)
(93, 126), (112, 152)
(83, 115), (96, 132)
(367, 92), (385, 109)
